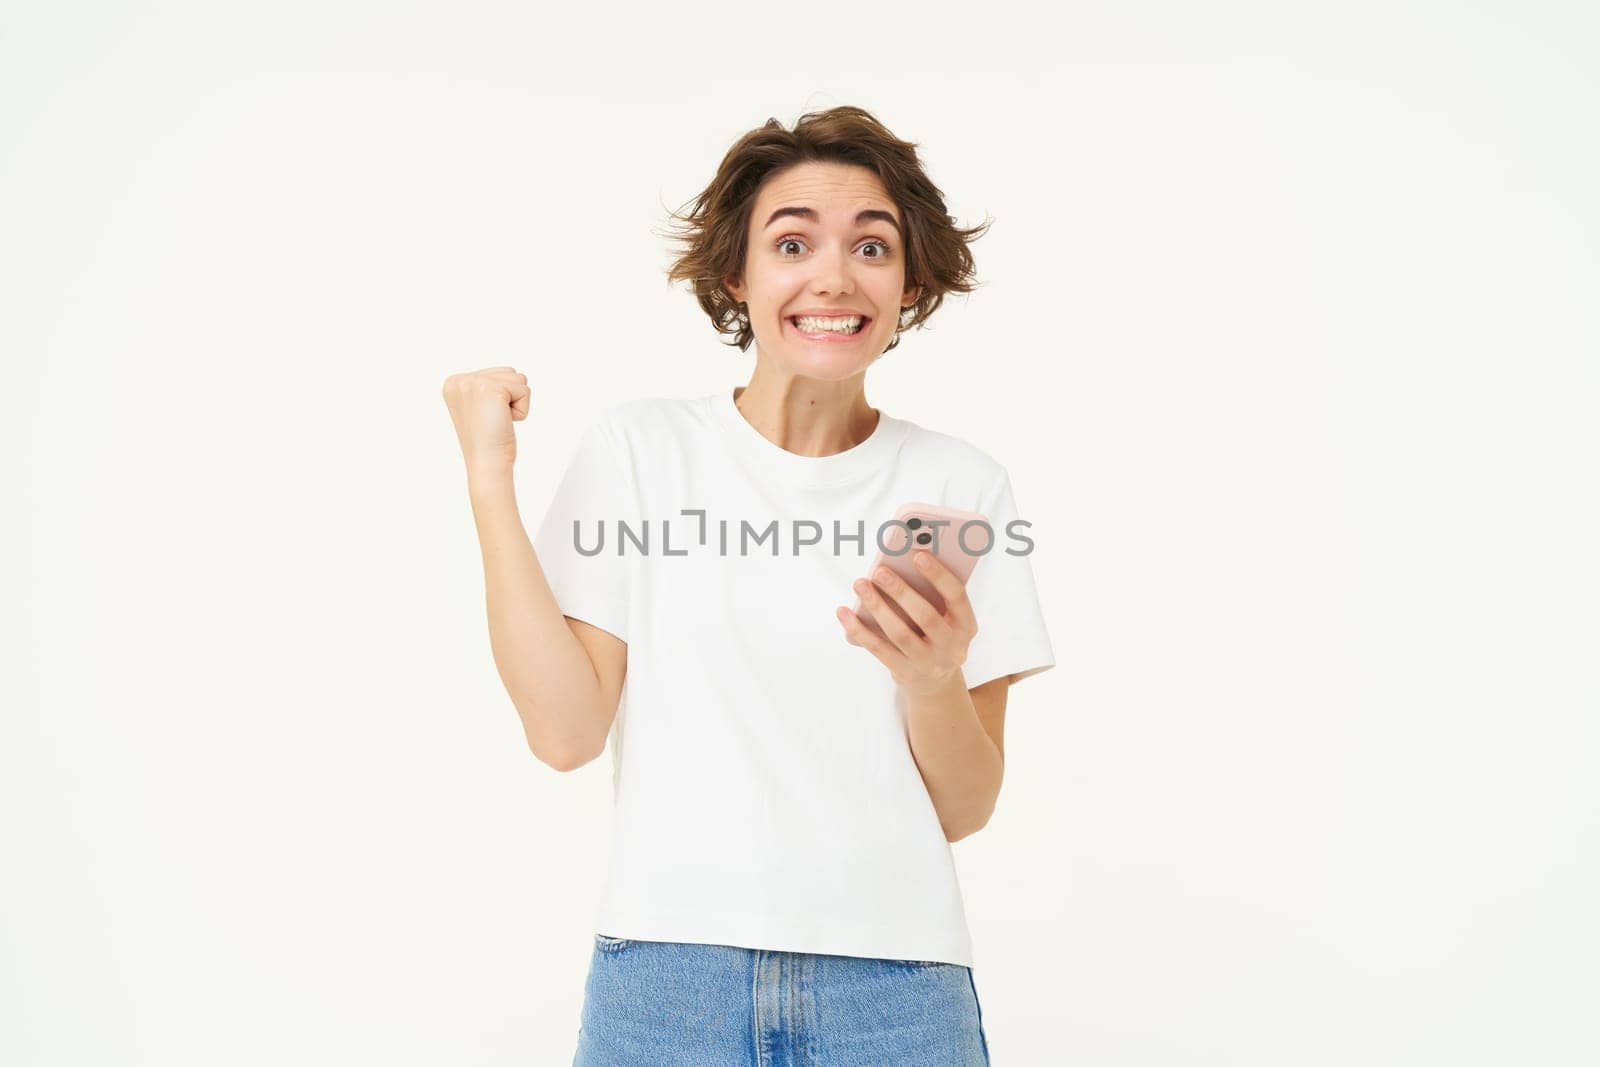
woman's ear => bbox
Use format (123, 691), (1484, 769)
(725, 275), (744, 304)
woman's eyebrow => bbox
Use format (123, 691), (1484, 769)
(762, 206), (901, 237)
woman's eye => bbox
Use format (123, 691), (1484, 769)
(776, 237), (893, 258)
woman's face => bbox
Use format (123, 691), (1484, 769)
(726, 161), (921, 381)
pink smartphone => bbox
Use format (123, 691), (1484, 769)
(851, 502), (991, 639)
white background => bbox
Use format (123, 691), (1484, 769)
(5, 2), (1596, 1063)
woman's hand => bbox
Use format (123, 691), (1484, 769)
(836, 551), (979, 696)
(441, 366), (530, 475)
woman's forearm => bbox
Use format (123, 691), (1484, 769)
(904, 671), (1004, 841)
(466, 463), (606, 768)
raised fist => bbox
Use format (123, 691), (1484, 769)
(441, 366), (531, 472)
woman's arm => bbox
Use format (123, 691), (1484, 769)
(467, 465), (617, 770)
(905, 673), (1008, 841)
(836, 550), (1010, 839)
(443, 368), (617, 771)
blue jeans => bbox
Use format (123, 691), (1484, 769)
(572, 935), (991, 1066)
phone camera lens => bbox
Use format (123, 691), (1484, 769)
(907, 518), (923, 529)
(916, 532), (932, 545)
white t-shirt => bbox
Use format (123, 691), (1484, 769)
(531, 387), (1056, 968)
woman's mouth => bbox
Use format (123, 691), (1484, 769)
(786, 314), (871, 342)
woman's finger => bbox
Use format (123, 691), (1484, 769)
(836, 607), (911, 672)
(853, 578), (924, 654)
(864, 566), (947, 642)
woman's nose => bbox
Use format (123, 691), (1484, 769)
(810, 252), (854, 295)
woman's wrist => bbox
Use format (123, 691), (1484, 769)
(466, 460), (515, 497)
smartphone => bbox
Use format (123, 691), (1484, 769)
(851, 502), (991, 640)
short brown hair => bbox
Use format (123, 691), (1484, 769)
(660, 105), (992, 354)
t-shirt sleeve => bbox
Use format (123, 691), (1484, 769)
(958, 468), (1057, 690)
(530, 416), (634, 643)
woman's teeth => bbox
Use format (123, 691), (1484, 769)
(791, 315), (865, 334)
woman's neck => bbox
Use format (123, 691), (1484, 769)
(732, 378), (879, 459)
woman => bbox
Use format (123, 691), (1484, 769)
(442, 106), (1055, 1065)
